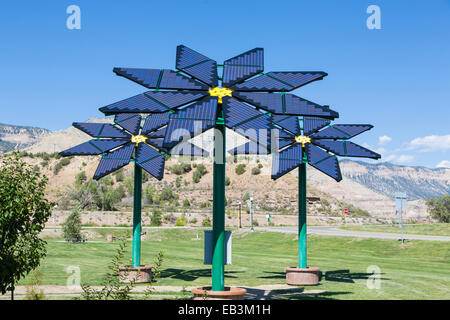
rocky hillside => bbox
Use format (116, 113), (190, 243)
(0, 123), (50, 152)
(340, 160), (450, 201)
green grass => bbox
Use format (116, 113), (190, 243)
(341, 223), (450, 236)
(18, 228), (450, 300)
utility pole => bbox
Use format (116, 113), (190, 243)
(249, 167), (254, 231)
(395, 192), (407, 244)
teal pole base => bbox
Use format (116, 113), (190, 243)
(132, 164), (142, 267)
(298, 163), (307, 269)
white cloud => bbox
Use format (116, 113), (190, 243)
(436, 160), (450, 168)
(378, 135), (392, 145)
(396, 155), (414, 163)
(409, 135), (450, 152)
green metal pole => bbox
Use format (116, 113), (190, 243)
(298, 162), (307, 269)
(132, 163), (142, 267)
(212, 107), (226, 291)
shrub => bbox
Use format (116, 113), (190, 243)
(190, 217), (198, 224)
(202, 216), (212, 227)
(251, 167), (261, 175)
(192, 170), (202, 183)
(252, 219), (259, 227)
(169, 163), (192, 175)
(225, 177), (231, 186)
(235, 164), (246, 175)
(75, 171), (87, 186)
(160, 187), (178, 202)
(258, 163), (263, 169)
(426, 195), (450, 223)
(150, 209), (162, 226)
(175, 177), (181, 188)
(115, 170), (124, 182)
(183, 199), (191, 207)
(175, 214), (187, 226)
(63, 208), (84, 243)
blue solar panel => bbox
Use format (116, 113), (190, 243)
(310, 124), (373, 140)
(231, 72), (327, 92)
(222, 48), (264, 87)
(135, 143), (165, 180)
(232, 92), (338, 118)
(271, 143), (303, 180)
(306, 144), (342, 181)
(113, 68), (208, 91)
(312, 140), (381, 159)
(271, 128), (296, 151)
(93, 143), (134, 180)
(272, 115), (300, 136)
(223, 97), (272, 147)
(147, 126), (166, 139)
(100, 91), (207, 115)
(302, 117), (331, 136)
(176, 45), (218, 87)
(227, 141), (269, 155)
(114, 114), (141, 135)
(146, 138), (165, 151)
(163, 97), (217, 148)
(142, 113), (170, 135)
(60, 139), (129, 156)
(73, 122), (130, 139)
(170, 142), (209, 157)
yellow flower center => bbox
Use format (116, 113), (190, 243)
(295, 135), (311, 147)
(209, 87), (233, 103)
(131, 135), (147, 146)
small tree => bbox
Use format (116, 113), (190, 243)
(426, 195), (450, 223)
(235, 164), (246, 175)
(150, 209), (162, 226)
(202, 216), (212, 227)
(63, 208), (84, 243)
(0, 152), (54, 296)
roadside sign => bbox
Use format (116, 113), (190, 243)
(344, 208), (348, 215)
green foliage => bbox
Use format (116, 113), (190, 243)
(253, 219), (259, 227)
(242, 192), (250, 201)
(0, 152), (54, 294)
(175, 176), (181, 188)
(426, 195), (450, 223)
(175, 214), (188, 226)
(150, 209), (163, 226)
(145, 185), (155, 204)
(235, 163), (246, 175)
(124, 176), (134, 196)
(202, 216), (212, 227)
(168, 163), (192, 175)
(62, 208), (84, 243)
(80, 238), (136, 300)
(114, 170), (124, 182)
(183, 199), (191, 207)
(160, 187), (178, 202)
(257, 163), (263, 169)
(189, 217), (198, 224)
(225, 176), (231, 186)
(192, 164), (207, 183)
(24, 270), (45, 300)
(251, 167), (261, 175)
(75, 171), (87, 187)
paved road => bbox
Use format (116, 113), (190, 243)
(255, 226), (450, 242)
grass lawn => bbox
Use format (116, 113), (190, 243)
(340, 223), (450, 236)
(17, 228), (450, 300)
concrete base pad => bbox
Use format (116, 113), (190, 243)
(119, 265), (153, 283)
(191, 286), (247, 300)
(285, 267), (320, 286)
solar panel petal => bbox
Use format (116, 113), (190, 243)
(113, 68), (208, 91)
(93, 143), (135, 180)
(222, 48), (264, 87)
(306, 144), (342, 181)
(310, 124), (373, 140)
(147, 126), (166, 139)
(231, 72), (327, 92)
(163, 97), (218, 148)
(176, 45), (218, 87)
(135, 143), (165, 180)
(114, 114), (141, 135)
(312, 140), (381, 159)
(73, 122), (130, 139)
(60, 139), (129, 156)
(100, 91), (208, 115)
(142, 113), (170, 135)
(271, 143), (303, 180)
(272, 115), (300, 136)
(302, 117), (331, 136)
(232, 92), (338, 118)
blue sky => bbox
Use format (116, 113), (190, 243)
(0, 0), (449, 168)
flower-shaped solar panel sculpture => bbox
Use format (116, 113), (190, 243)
(97, 45), (341, 292)
(60, 113), (208, 270)
(229, 114), (380, 285)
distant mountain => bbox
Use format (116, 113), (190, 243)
(340, 160), (450, 201)
(0, 123), (51, 152)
